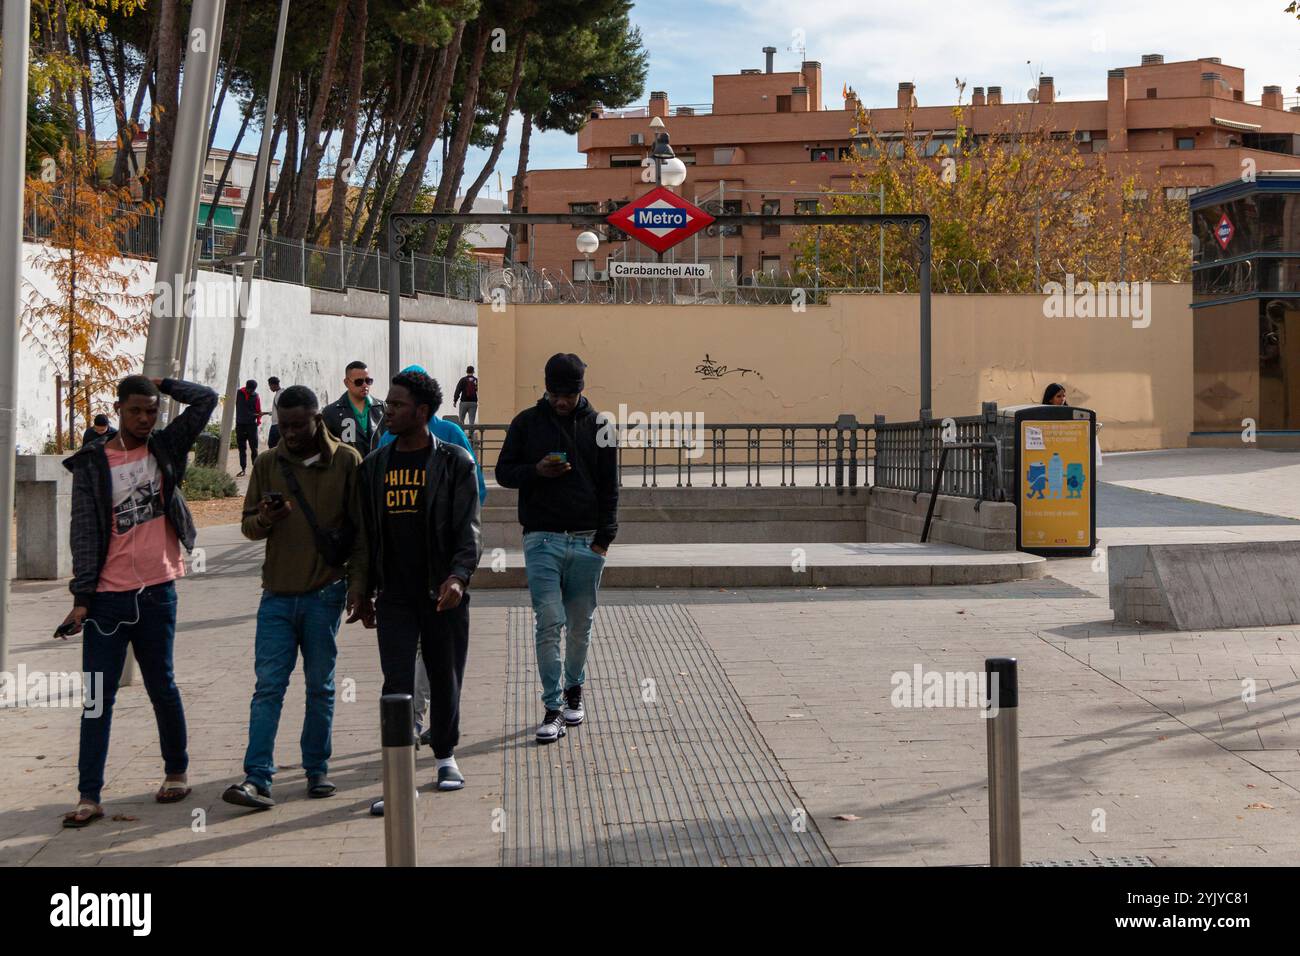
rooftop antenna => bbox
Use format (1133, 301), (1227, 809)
(787, 31), (806, 62)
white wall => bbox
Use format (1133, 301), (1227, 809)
(16, 242), (477, 452)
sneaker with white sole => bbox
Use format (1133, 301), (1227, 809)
(536, 709), (567, 743)
(562, 685), (585, 726)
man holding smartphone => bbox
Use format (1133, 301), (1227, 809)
(496, 353), (618, 743)
(222, 385), (363, 809)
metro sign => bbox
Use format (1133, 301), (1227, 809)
(1215, 212), (1234, 250)
(606, 186), (715, 253)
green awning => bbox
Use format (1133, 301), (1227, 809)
(198, 203), (237, 228)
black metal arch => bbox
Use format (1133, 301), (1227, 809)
(384, 211), (932, 417)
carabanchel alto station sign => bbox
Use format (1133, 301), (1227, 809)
(607, 261), (712, 279)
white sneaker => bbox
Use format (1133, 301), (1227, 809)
(536, 709), (567, 743)
(562, 686), (585, 726)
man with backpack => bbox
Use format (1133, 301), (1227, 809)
(453, 366), (479, 427)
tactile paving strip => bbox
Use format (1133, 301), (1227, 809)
(501, 603), (836, 866)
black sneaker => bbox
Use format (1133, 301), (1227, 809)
(562, 685), (585, 726)
(536, 709), (567, 743)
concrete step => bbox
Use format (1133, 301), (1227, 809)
(472, 541), (1045, 589)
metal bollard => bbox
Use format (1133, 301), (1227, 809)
(984, 657), (1021, 867)
(381, 693), (418, 867)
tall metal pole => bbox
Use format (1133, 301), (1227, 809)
(919, 221), (932, 418)
(216, 0), (289, 473)
(142, 0), (227, 386)
(0, 0), (32, 676)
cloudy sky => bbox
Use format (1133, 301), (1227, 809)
(212, 0), (1300, 205)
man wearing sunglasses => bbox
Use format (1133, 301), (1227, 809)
(323, 360), (386, 458)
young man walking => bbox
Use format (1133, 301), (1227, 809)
(323, 360), (385, 458)
(453, 365), (479, 427)
(266, 376), (283, 448)
(495, 353), (618, 743)
(222, 386), (362, 810)
(56, 375), (217, 827)
(81, 414), (117, 447)
(234, 379), (264, 477)
(377, 365), (487, 747)
(347, 369), (481, 802)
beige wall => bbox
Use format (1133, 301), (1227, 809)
(478, 284), (1193, 452)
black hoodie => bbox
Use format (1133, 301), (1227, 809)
(495, 396), (618, 550)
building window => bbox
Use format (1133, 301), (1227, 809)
(604, 199), (629, 241)
(810, 147), (835, 162)
(1146, 88), (1157, 98)
(610, 155), (642, 168)
(761, 256), (781, 277)
(761, 199), (781, 238)
(776, 95), (791, 113)
(1176, 137), (1195, 150)
(572, 259), (596, 281)
(677, 152), (697, 165)
(795, 199), (821, 215)
(570, 201), (598, 229)
(713, 147), (736, 165)
(721, 199), (742, 236)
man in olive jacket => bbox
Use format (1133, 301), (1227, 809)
(222, 385), (363, 810)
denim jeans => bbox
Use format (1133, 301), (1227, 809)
(78, 582), (187, 804)
(522, 531), (606, 712)
(242, 578), (347, 791)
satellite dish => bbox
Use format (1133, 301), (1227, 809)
(1027, 88), (1039, 102)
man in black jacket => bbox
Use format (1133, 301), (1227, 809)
(346, 369), (481, 798)
(56, 375), (217, 827)
(234, 379), (264, 477)
(495, 353), (618, 743)
(322, 360), (386, 459)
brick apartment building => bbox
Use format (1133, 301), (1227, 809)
(513, 49), (1300, 285)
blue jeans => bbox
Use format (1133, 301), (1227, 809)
(523, 532), (606, 711)
(78, 582), (186, 804)
(242, 578), (347, 791)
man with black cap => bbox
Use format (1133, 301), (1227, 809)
(496, 352), (618, 743)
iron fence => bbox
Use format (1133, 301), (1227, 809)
(872, 403), (1005, 501)
(465, 419), (874, 489)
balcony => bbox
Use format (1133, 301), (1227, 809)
(201, 181), (244, 202)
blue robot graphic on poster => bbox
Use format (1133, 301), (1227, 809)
(1026, 461), (1047, 499)
(1066, 462), (1086, 498)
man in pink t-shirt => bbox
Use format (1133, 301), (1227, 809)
(57, 374), (217, 828)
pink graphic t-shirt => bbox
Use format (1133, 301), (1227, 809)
(97, 442), (186, 592)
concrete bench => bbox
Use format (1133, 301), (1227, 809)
(1108, 541), (1300, 630)
(15, 455), (72, 580)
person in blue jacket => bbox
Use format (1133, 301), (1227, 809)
(375, 365), (486, 506)
(370, 365), (486, 807)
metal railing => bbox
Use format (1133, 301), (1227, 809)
(465, 418), (874, 489)
(22, 194), (490, 300)
(873, 402), (1005, 502)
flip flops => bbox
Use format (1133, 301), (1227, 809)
(62, 802), (104, 828)
(155, 779), (192, 803)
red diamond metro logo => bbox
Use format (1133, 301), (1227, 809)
(1215, 212), (1234, 250)
(606, 186), (715, 254)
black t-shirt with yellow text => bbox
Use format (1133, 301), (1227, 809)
(381, 445), (431, 598)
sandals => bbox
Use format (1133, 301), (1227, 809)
(155, 778), (191, 803)
(306, 775), (336, 799)
(62, 802), (104, 828)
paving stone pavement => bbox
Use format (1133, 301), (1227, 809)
(5, 472), (1300, 865)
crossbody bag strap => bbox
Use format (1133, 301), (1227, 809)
(277, 455), (325, 538)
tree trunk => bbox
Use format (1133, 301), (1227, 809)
(207, 0), (246, 154)
(118, 19), (157, 189)
(389, 20), (465, 224)
(442, 35), (527, 257)
(326, 0), (368, 247)
(206, 105), (251, 227)
(283, 0), (350, 240)
(149, 0), (183, 203)
(503, 107), (532, 264)
(431, 24), (490, 216)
